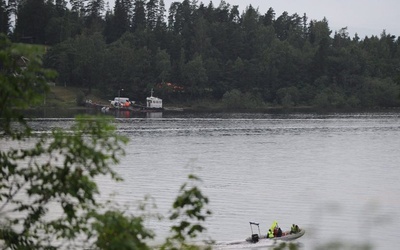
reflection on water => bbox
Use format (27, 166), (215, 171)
(7, 111), (400, 249)
(23, 107), (165, 119)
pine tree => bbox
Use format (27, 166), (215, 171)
(86, 0), (104, 20)
(70, 0), (86, 17)
(0, 0), (9, 35)
(55, 0), (67, 15)
(85, 0), (105, 30)
(262, 7), (275, 26)
(132, 0), (146, 31)
(146, 0), (158, 30)
(157, 0), (165, 24)
(104, 0), (131, 43)
(13, 0), (52, 43)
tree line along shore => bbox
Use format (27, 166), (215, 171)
(2, 0), (400, 110)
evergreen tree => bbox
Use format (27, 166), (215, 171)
(167, 1), (180, 32)
(0, 0), (9, 35)
(229, 5), (240, 23)
(241, 5), (260, 59)
(86, 0), (105, 30)
(155, 0), (166, 28)
(107, 0), (131, 42)
(154, 0), (167, 49)
(146, 0), (158, 30)
(70, 0), (86, 17)
(309, 17), (331, 45)
(13, 0), (53, 44)
(261, 7), (275, 27)
(55, 0), (68, 13)
(180, 0), (195, 59)
(274, 11), (303, 42)
(157, 0), (166, 24)
(302, 13), (308, 39)
(132, 0), (146, 31)
(103, 8), (114, 43)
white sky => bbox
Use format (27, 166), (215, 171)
(159, 0), (400, 38)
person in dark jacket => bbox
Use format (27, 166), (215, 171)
(277, 227), (282, 237)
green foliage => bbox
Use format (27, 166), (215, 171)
(76, 90), (86, 106)
(0, 34), (56, 136)
(162, 174), (212, 250)
(0, 114), (128, 248)
(182, 55), (208, 98)
(222, 89), (265, 110)
(276, 86), (300, 107)
(358, 77), (400, 107)
(313, 87), (347, 109)
(91, 210), (154, 250)
(221, 89), (242, 109)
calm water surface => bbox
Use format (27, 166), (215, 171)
(23, 111), (400, 249)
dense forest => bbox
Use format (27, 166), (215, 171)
(2, 0), (400, 108)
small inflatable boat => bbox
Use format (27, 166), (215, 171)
(245, 222), (305, 243)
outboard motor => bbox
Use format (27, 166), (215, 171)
(249, 222), (261, 243)
(251, 233), (259, 243)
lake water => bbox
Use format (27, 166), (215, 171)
(11, 111), (400, 249)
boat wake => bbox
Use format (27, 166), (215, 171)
(213, 239), (275, 249)
(213, 239), (303, 249)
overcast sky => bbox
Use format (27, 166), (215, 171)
(158, 0), (400, 38)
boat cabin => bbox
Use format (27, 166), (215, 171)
(146, 96), (162, 108)
(113, 97), (130, 103)
(146, 89), (162, 109)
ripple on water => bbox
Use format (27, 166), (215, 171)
(10, 112), (400, 249)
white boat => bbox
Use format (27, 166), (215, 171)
(146, 89), (163, 109)
(110, 97), (132, 108)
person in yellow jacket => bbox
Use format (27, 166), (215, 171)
(291, 224), (300, 234)
(267, 228), (274, 238)
(270, 220), (278, 236)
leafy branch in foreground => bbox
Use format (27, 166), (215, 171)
(90, 173), (212, 250)
(0, 34), (56, 138)
(91, 210), (155, 250)
(162, 174), (212, 250)
(0, 115), (128, 249)
(0, 35), (128, 249)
